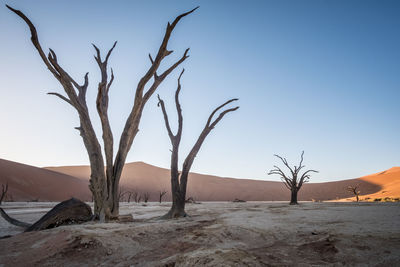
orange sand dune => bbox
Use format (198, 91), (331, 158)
(45, 162), (390, 202)
(0, 159), (90, 201)
(349, 167), (400, 200)
(1, 158), (397, 202)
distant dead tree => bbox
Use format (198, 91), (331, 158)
(7, 5), (198, 221)
(118, 187), (124, 202)
(347, 185), (361, 202)
(143, 192), (150, 203)
(159, 190), (167, 203)
(118, 187), (130, 202)
(268, 151), (318, 205)
(126, 191), (133, 203)
(0, 183), (8, 205)
(157, 69), (239, 218)
(132, 192), (140, 203)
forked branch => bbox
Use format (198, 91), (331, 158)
(113, 7), (198, 182)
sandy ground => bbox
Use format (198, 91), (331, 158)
(0, 201), (399, 266)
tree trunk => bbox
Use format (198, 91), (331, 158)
(290, 189), (298, 205)
(163, 169), (187, 218)
(108, 178), (120, 218)
(164, 195), (187, 218)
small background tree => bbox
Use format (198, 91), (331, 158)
(347, 185), (361, 202)
(0, 183), (8, 205)
(268, 151), (318, 205)
(159, 190), (167, 203)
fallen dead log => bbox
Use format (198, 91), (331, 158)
(0, 198), (93, 232)
(0, 208), (31, 228)
(185, 197), (201, 204)
(232, 198), (246, 203)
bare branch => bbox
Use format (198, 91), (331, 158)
(181, 98), (239, 185)
(273, 154), (295, 177)
(135, 7), (198, 103)
(169, 6), (199, 29)
(6, 5), (60, 79)
(105, 41), (117, 63)
(113, 7), (198, 185)
(174, 69), (184, 140)
(206, 98), (238, 127)
(106, 68), (114, 93)
(93, 42), (117, 184)
(148, 53), (154, 64)
(209, 105), (240, 129)
(47, 92), (73, 106)
(157, 94), (174, 141)
(143, 48), (190, 102)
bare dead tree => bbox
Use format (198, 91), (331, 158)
(118, 187), (124, 202)
(347, 185), (360, 202)
(126, 191), (133, 203)
(7, 5), (198, 221)
(143, 192), (150, 203)
(159, 190), (167, 203)
(268, 151), (318, 205)
(132, 191), (140, 203)
(118, 187), (130, 202)
(158, 69), (239, 218)
(0, 183), (8, 205)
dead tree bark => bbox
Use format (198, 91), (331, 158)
(159, 190), (167, 203)
(347, 185), (360, 202)
(0, 198), (92, 232)
(157, 69), (239, 218)
(7, 5), (198, 221)
(268, 151), (318, 205)
(0, 183), (8, 205)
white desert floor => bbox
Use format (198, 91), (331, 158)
(0, 201), (399, 266)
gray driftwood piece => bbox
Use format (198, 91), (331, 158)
(0, 198), (93, 232)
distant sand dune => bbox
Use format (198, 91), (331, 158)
(350, 167), (400, 200)
(0, 159), (89, 201)
(1, 158), (398, 202)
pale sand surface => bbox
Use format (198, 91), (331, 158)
(0, 202), (399, 266)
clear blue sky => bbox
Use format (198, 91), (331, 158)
(0, 0), (399, 182)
